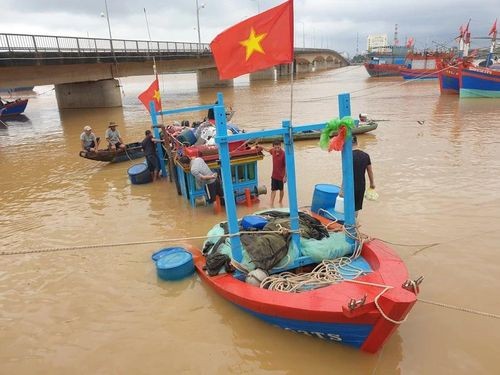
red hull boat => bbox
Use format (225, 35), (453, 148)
(186, 212), (419, 353)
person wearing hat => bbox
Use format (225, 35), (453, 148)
(351, 135), (375, 216)
(105, 121), (126, 151)
(80, 125), (100, 152)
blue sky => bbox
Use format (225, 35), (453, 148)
(1, 0), (497, 56)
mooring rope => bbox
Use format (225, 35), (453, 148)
(0, 228), (301, 256)
(3, 225), (499, 322)
(417, 298), (500, 320)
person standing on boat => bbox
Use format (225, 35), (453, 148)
(141, 130), (161, 182)
(80, 125), (100, 152)
(180, 156), (222, 204)
(263, 140), (287, 206)
(351, 135), (375, 216)
(105, 122), (126, 151)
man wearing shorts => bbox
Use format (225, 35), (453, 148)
(265, 140), (286, 206)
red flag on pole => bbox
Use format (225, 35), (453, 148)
(489, 19), (497, 36)
(138, 78), (162, 113)
(210, 0), (294, 80)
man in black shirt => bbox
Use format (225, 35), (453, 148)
(142, 130), (161, 182)
(352, 135), (375, 215)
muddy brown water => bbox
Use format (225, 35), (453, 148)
(1, 67), (500, 374)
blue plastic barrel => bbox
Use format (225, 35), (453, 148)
(155, 248), (194, 281)
(128, 163), (152, 185)
(311, 184), (340, 213)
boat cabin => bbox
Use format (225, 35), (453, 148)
(175, 151), (263, 207)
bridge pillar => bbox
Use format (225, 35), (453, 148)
(314, 61), (327, 71)
(250, 67), (275, 81)
(197, 68), (233, 88)
(276, 64), (293, 77)
(296, 62), (312, 74)
(55, 79), (122, 109)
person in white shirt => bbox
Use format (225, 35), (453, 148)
(80, 125), (100, 152)
(105, 122), (126, 151)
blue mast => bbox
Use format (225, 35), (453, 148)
(338, 93), (356, 241)
(149, 101), (168, 178)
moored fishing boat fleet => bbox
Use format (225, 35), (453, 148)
(364, 20), (500, 98)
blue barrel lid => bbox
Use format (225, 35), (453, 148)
(156, 249), (193, 270)
(315, 184), (340, 193)
(128, 163), (148, 175)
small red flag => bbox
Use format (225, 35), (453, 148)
(489, 19), (497, 36)
(210, 0), (294, 80)
(138, 78), (162, 113)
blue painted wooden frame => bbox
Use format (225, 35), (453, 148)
(149, 93), (357, 266)
(213, 92), (356, 263)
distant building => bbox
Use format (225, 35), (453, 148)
(367, 34), (388, 52)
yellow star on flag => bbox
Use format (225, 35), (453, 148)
(153, 89), (161, 102)
(240, 28), (267, 61)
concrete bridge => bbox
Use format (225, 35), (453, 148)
(0, 33), (349, 109)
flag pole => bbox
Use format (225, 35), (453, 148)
(289, 0), (295, 123)
(144, 7), (174, 182)
(289, 60), (294, 123)
(144, 8), (161, 115)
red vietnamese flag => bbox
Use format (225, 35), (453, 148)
(489, 19), (497, 36)
(138, 78), (162, 113)
(210, 0), (294, 80)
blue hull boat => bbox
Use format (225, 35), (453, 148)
(0, 99), (29, 117)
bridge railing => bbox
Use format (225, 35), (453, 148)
(0, 33), (210, 55)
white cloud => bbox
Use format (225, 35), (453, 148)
(1, 0), (498, 55)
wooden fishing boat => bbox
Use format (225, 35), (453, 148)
(364, 62), (403, 77)
(186, 209), (418, 353)
(399, 52), (451, 81)
(260, 120), (378, 143)
(438, 64), (461, 95)
(363, 45), (408, 77)
(0, 99), (29, 117)
(79, 142), (145, 163)
(457, 25), (500, 98)
(148, 92), (420, 353)
(459, 65), (500, 98)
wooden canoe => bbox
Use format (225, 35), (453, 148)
(79, 142), (145, 163)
